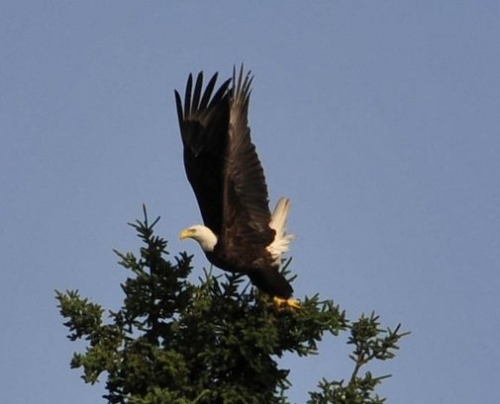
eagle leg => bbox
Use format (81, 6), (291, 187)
(273, 296), (300, 309)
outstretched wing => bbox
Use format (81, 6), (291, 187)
(175, 72), (231, 234)
(221, 66), (275, 250)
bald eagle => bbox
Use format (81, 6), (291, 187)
(175, 67), (298, 308)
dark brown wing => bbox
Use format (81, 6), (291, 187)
(220, 66), (275, 251)
(175, 72), (231, 234)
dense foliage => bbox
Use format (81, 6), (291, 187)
(56, 208), (407, 404)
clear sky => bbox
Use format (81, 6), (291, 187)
(1, 1), (499, 403)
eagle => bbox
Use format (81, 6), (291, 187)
(175, 67), (298, 308)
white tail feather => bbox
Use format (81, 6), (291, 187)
(267, 197), (295, 262)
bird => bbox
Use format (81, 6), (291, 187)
(175, 66), (298, 308)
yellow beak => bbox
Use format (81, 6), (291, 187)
(179, 228), (193, 240)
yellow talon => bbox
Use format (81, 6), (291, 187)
(273, 297), (300, 309)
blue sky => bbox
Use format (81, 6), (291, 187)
(1, 1), (499, 403)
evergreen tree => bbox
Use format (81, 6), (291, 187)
(56, 207), (408, 404)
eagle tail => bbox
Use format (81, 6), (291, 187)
(268, 197), (294, 261)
